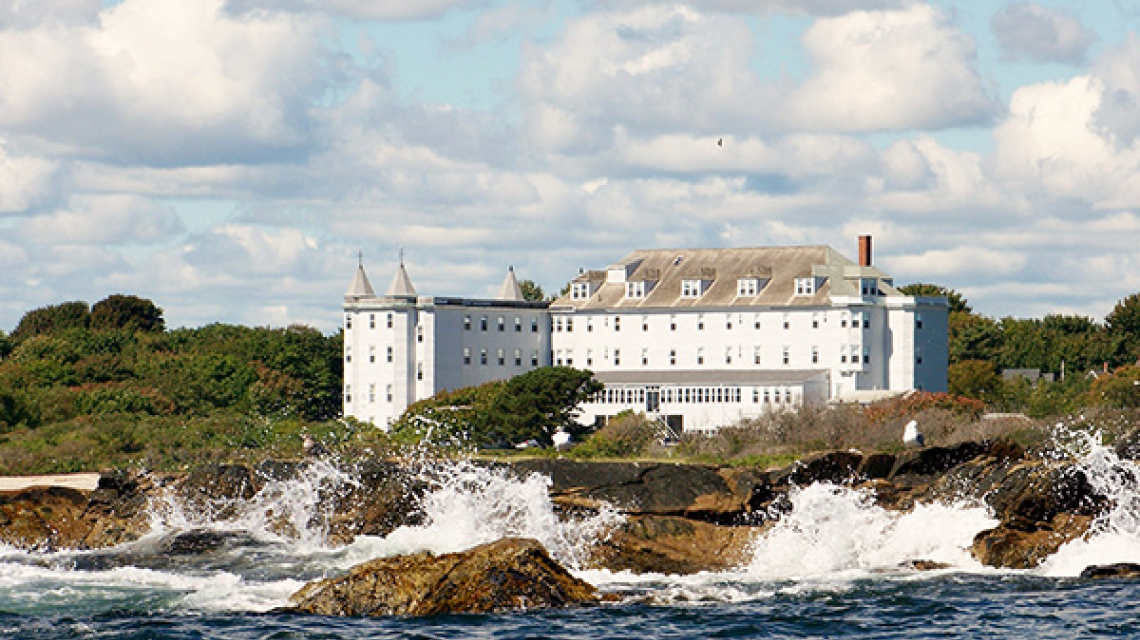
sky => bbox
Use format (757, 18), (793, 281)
(2, 0), (1140, 333)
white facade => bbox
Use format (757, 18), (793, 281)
(342, 240), (948, 434)
(342, 263), (550, 427)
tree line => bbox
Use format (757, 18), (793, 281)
(900, 285), (1140, 415)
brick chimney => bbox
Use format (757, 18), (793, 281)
(858, 235), (872, 267)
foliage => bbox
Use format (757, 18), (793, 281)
(864, 391), (985, 424)
(90, 294), (165, 333)
(393, 367), (602, 448)
(12, 301), (90, 342)
(948, 360), (1003, 402)
(1087, 365), (1140, 409)
(898, 283), (970, 313)
(1106, 293), (1140, 366)
(518, 279), (546, 302)
(570, 411), (661, 458)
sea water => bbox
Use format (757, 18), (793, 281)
(4, 444), (1140, 639)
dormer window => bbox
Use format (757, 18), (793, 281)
(571, 282), (591, 301)
(795, 277), (816, 296)
(681, 279), (703, 298)
(626, 281), (647, 299)
(737, 278), (759, 297)
(861, 278), (879, 296)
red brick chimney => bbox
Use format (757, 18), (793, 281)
(858, 235), (872, 267)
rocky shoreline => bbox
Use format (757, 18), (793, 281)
(2, 437), (1137, 615)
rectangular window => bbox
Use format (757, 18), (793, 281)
(345, 347), (351, 363)
(643, 317), (649, 332)
(386, 384), (393, 402)
(614, 349), (621, 366)
(480, 349), (488, 366)
(566, 317), (573, 333)
(369, 346), (375, 363)
(737, 278), (758, 297)
(416, 325), (423, 343)
(416, 362), (423, 381)
(572, 282), (590, 300)
(811, 346), (819, 364)
(464, 315), (471, 331)
(754, 314), (761, 330)
(916, 347), (924, 365)
(670, 315), (677, 331)
(368, 383), (375, 403)
(498, 349), (505, 366)
(812, 313), (820, 329)
(782, 346), (790, 366)
(697, 348), (704, 365)
(614, 316), (621, 332)
(481, 316), (488, 331)
(515, 317), (522, 332)
(625, 281), (646, 299)
(726, 317), (733, 330)
(531, 351), (539, 366)
(783, 314), (790, 330)
(754, 346), (762, 365)
(916, 313), (924, 330)
(698, 314), (705, 330)
(795, 277), (816, 296)
(531, 318), (539, 332)
(515, 349), (522, 366)
(345, 315), (352, 329)
(725, 347), (733, 365)
(387, 313), (393, 328)
(497, 316), (505, 332)
(681, 279), (700, 298)
(642, 348), (649, 366)
(369, 314), (375, 329)
(670, 349), (677, 366)
(586, 349), (593, 366)
(387, 346), (393, 363)
(463, 348), (471, 366)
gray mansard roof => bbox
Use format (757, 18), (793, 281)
(553, 245), (898, 310)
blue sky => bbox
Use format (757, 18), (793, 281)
(2, 0), (1140, 332)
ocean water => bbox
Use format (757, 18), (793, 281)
(4, 445), (1140, 640)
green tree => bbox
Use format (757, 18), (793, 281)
(949, 313), (1003, 364)
(899, 283), (971, 313)
(1106, 293), (1140, 366)
(518, 279), (546, 302)
(11, 301), (90, 342)
(90, 294), (165, 333)
(948, 359), (1002, 402)
(485, 367), (603, 446)
(1088, 365), (1140, 408)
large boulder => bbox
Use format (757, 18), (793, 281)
(289, 537), (598, 616)
(584, 514), (760, 574)
(509, 459), (750, 523)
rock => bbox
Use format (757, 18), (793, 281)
(510, 459), (748, 523)
(902, 559), (952, 571)
(771, 451), (864, 486)
(1080, 563), (1140, 579)
(1114, 428), (1140, 461)
(584, 515), (760, 575)
(889, 441), (991, 478)
(289, 537), (598, 616)
(971, 514), (1093, 569)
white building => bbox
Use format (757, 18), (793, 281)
(342, 237), (948, 434)
(549, 238), (948, 433)
(342, 260), (551, 426)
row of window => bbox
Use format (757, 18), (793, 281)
(462, 347), (541, 368)
(553, 312), (870, 333)
(345, 383), (394, 404)
(345, 345), (395, 364)
(577, 277), (827, 301)
(553, 344), (868, 368)
(586, 386), (796, 405)
(463, 314), (541, 333)
(345, 313), (395, 330)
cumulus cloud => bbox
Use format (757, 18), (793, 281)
(991, 2), (1095, 64)
(605, 0), (907, 16)
(0, 141), (57, 214)
(520, 5), (774, 152)
(227, 0), (485, 21)
(183, 225), (321, 276)
(0, 0), (335, 166)
(785, 4), (995, 131)
(17, 195), (184, 245)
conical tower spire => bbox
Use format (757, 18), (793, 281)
(497, 265), (525, 301)
(345, 251), (376, 300)
(386, 250), (417, 298)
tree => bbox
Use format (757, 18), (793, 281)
(1106, 293), (1140, 366)
(11, 301), (90, 342)
(948, 359), (1002, 402)
(949, 313), (1003, 364)
(518, 279), (546, 302)
(899, 283), (971, 314)
(90, 294), (165, 333)
(485, 367), (603, 446)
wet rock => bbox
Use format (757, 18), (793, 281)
(772, 451), (863, 486)
(889, 442), (991, 478)
(288, 537), (598, 616)
(859, 454), (896, 480)
(0, 487), (91, 550)
(971, 513), (1093, 569)
(902, 559), (952, 571)
(584, 515), (759, 575)
(1080, 563), (1140, 579)
(511, 459), (746, 522)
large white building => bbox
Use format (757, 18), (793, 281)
(342, 237), (948, 433)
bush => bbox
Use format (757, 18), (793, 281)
(572, 412), (660, 458)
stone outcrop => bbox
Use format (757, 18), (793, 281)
(288, 537), (598, 616)
(585, 515), (757, 574)
(1080, 563), (1140, 579)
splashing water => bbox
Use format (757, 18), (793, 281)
(358, 460), (622, 569)
(1038, 428), (1140, 577)
(744, 483), (996, 581)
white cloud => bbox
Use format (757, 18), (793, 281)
(520, 5), (773, 152)
(606, 0), (907, 16)
(0, 0), (101, 28)
(228, 0), (484, 21)
(0, 141), (57, 214)
(991, 2), (1094, 64)
(0, 0), (334, 166)
(786, 4), (995, 131)
(886, 246), (1027, 280)
(183, 225), (321, 276)
(1092, 35), (1140, 146)
(17, 195), (184, 245)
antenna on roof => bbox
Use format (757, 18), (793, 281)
(357, 250), (364, 267)
(398, 247), (405, 266)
